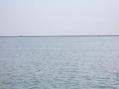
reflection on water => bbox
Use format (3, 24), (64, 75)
(0, 37), (119, 89)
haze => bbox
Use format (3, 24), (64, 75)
(0, 0), (119, 36)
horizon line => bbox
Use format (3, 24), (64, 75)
(0, 35), (119, 37)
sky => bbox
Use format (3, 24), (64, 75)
(0, 0), (119, 36)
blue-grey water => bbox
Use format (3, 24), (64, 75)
(0, 37), (119, 89)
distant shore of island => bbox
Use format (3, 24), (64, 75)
(0, 35), (119, 37)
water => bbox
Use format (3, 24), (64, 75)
(0, 36), (119, 89)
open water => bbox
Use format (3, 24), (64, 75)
(0, 37), (119, 89)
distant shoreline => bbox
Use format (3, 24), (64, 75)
(0, 35), (119, 37)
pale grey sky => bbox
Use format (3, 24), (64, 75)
(0, 0), (119, 36)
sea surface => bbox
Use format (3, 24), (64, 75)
(0, 36), (119, 89)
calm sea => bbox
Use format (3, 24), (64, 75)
(0, 37), (119, 89)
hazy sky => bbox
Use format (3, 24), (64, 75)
(0, 0), (119, 36)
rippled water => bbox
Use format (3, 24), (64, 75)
(0, 37), (119, 89)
